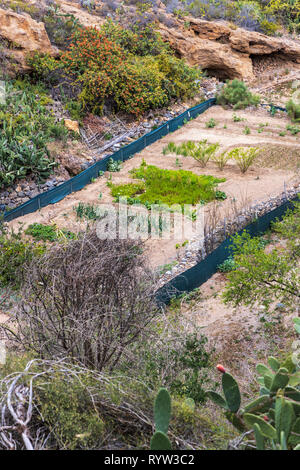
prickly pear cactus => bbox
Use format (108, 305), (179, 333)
(150, 388), (172, 450)
(206, 372), (241, 413)
(206, 318), (300, 450)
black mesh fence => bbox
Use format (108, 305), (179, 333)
(3, 98), (216, 223)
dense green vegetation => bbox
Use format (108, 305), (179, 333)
(28, 20), (202, 117)
(224, 200), (300, 307)
(0, 225), (46, 289)
(0, 80), (68, 187)
(25, 223), (76, 242)
(109, 160), (226, 207)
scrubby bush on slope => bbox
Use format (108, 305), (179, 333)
(10, 233), (159, 371)
(29, 21), (202, 116)
(217, 79), (260, 110)
(286, 99), (300, 122)
(223, 200), (300, 307)
(0, 80), (69, 188)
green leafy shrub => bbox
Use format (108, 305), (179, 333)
(215, 190), (227, 200)
(286, 100), (300, 123)
(42, 8), (80, 49)
(286, 123), (300, 135)
(25, 223), (76, 242)
(189, 141), (220, 167)
(212, 150), (231, 171)
(223, 202), (300, 307)
(227, 147), (259, 173)
(206, 118), (217, 128)
(100, 19), (170, 57)
(217, 79), (260, 110)
(167, 333), (213, 403)
(0, 226), (45, 289)
(233, 113), (245, 122)
(58, 23), (202, 116)
(26, 53), (62, 83)
(164, 140), (220, 167)
(107, 158), (122, 172)
(74, 202), (101, 221)
(217, 256), (237, 273)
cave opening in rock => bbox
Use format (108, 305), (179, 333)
(204, 67), (236, 80)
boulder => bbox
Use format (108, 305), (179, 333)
(64, 119), (80, 134)
(57, 153), (87, 176)
(0, 7), (55, 72)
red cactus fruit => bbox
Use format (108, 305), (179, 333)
(216, 364), (226, 373)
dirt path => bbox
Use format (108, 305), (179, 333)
(8, 106), (300, 269)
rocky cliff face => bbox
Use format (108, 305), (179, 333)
(159, 18), (300, 80)
(0, 7), (56, 73)
(1, 1), (300, 80)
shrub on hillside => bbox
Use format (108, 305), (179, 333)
(99, 19), (170, 57)
(286, 99), (300, 123)
(31, 23), (203, 116)
(183, 0), (279, 34)
(26, 53), (63, 84)
(0, 80), (66, 187)
(11, 233), (159, 371)
(227, 147), (259, 173)
(0, 226), (45, 290)
(223, 201), (300, 307)
(217, 79), (260, 110)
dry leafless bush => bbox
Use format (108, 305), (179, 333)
(3, 232), (159, 371)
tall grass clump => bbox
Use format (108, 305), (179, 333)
(212, 151), (231, 171)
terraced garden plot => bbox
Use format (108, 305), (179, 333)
(8, 105), (300, 269)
